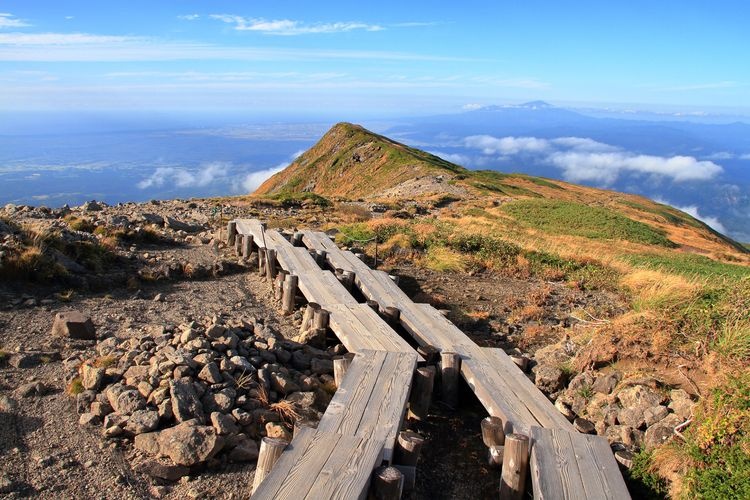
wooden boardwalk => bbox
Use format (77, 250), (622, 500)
(232, 220), (630, 499)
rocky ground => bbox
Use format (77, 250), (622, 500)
(1, 198), (698, 499)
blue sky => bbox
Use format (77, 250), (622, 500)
(1, 0), (748, 115)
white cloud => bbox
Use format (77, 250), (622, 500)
(240, 165), (286, 192)
(178, 14), (200, 21)
(0, 13), (29, 29)
(655, 199), (727, 234)
(462, 103), (483, 110)
(427, 151), (471, 165)
(0, 32), (134, 45)
(462, 134), (724, 185)
(549, 151), (722, 185)
(209, 15), (384, 35)
(741, 153), (750, 160)
(464, 135), (550, 155)
(138, 162), (229, 189)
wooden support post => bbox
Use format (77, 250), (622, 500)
(251, 437), (289, 493)
(258, 249), (266, 276)
(482, 416), (506, 468)
(408, 366), (435, 420)
(227, 221), (237, 246)
(382, 306), (400, 327)
(265, 248), (277, 280)
(440, 351), (461, 408)
(233, 233), (242, 256)
(393, 430), (425, 466)
(313, 307), (329, 330)
(242, 234), (253, 258)
(417, 345), (440, 366)
(366, 300), (380, 311)
(371, 466), (404, 500)
(393, 465), (416, 493)
(274, 272), (285, 301)
(481, 416), (506, 447)
(281, 274), (298, 315)
(342, 270), (355, 291)
(333, 356), (353, 388)
(499, 433), (530, 500)
(291, 232), (303, 246)
(299, 303), (320, 335)
(315, 249), (327, 266)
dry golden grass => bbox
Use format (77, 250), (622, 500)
(269, 400), (301, 424)
(621, 269), (700, 312)
(423, 246), (466, 272)
(334, 203), (371, 223)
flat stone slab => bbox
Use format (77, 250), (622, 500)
(51, 311), (96, 340)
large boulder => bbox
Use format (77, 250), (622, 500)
(51, 311), (96, 340)
(157, 421), (224, 466)
(534, 365), (565, 394)
(617, 385), (666, 409)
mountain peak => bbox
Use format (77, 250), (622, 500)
(519, 100), (553, 109)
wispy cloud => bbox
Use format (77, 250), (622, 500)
(178, 14), (200, 21)
(462, 135), (723, 185)
(655, 199), (727, 233)
(209, 15), (384, 35)
(0, 32), (472, 62)
(238, 151), (303, 192)
(0, 13), (29, 29)
(138, 162), (229, 189)
(648, 81), (741, 92)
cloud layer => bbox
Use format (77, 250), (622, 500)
(209, 15), (384, 35)
(0, 13), (28, 28)
(462, 135), (723, 185)
(138, 162), (229, 189)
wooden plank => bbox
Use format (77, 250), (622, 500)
(251, 427), (317, 499)
(570, 433), (608, 500)
(271, 431), (342, 500)
(357, 352), (417, 462)
(581, 433), (632, 499)
(317, 351), (388, 435)
(328, 304), (415, 354)
(304, 434), (385, 500)
(482, 348), (575, 431)
(530, 427), (586, 500)
(296, 271), (358, 308)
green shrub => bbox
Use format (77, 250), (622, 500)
(627, 450), (669, 499)
(503, 199), (677, 247)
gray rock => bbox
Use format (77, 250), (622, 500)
(270, 372), (300, 395)
(170, 378), (204, 423)
(135, 460), (190, 481)
(90, 401), (113, 417)
(134, 432), (161, 455)
(157, 421), (224, 466)
(644, 405), (669, 427)
(0, 395), (19, 412)
(229, 355), (255, 373)
(231, 408), (253, 426)
(227, 439), (259, 462)
(534, 365), (565, 394)
(668, 389), (695, 419)
(202, 388), (235, 414)
(592, 372), (621, 395)
(206, 324), (226, 339)
(123, 365), (150, 386)
(79, 412), (101, 426)
(618, 407), (647, 429)
(617, 385), (666, 409)
(644, 414), (682, 449)
(210, 412), (239, 435)
(567, 371), (596, 392)
(51, 311), (96, 340)
(125, 409), (160, 434)
(198, 362), (222, 385)
(116, 390), (146, 415)
(573, 417), (596, 434)
(81, 364), (105, 391)
(16, 382), (48, 398)
(310, 358), (333, 375)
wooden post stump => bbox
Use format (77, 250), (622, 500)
(409, 366), (435, 420)
(342, 270), (355, 291)
(265, 249), (277, 280)
(371, 465), (403, 500)
(242, 234), (253, 258)
(382, 306), (401, 327)
(299, 303), (320, 335)
(251, 437), (288, 493)
(258, 249), (266, 276)
(482, 416), (506, 468)
(333, 355), (353, 388)
(499, 433), (530, 500)
(440, 351), (461, 408)
(366, 300), (380, 311)
(315, 249), (327, 266)
(394, 430), (425, 466)
(393, 465), (416, 493)
(234, 234), (243, 256)
(227, 221), (237, 246)
(313, 307), (329, 330)
(488, 445), (504, 468)
(281, 274), (299, 315)
(291, 232), (303, 246)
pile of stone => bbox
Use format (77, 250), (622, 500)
(70, 314), (337, 480)
(533, 359), (696, 467)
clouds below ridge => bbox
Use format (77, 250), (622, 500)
(462, 135), (723, 185)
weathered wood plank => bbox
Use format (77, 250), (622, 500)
(251, 427), (317, 499)
(296, 271), (358, 308)
(328, 303), (415, 354)
(581, 433), (632, 499)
